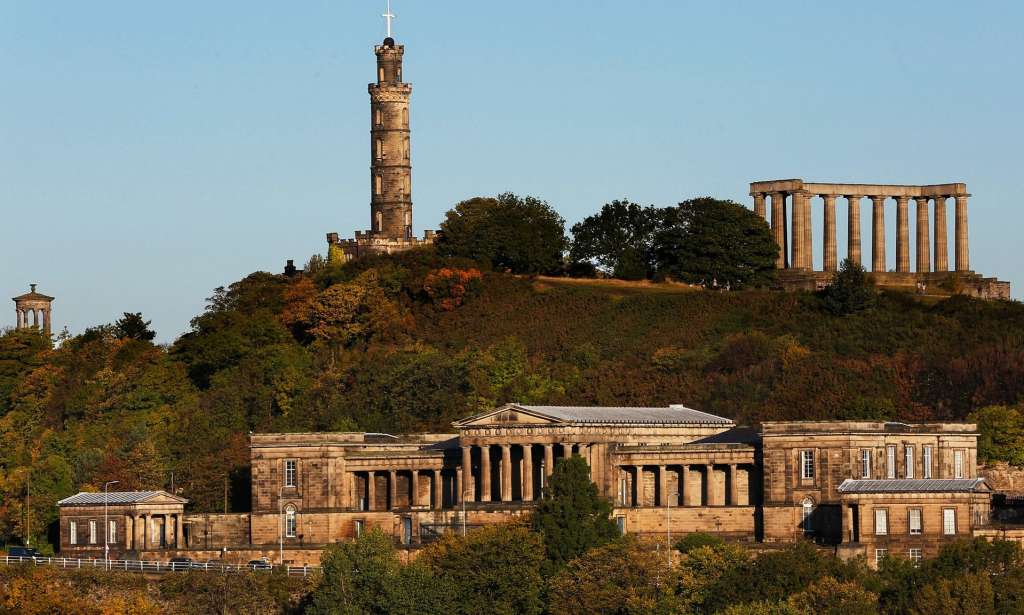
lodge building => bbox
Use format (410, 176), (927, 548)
(58, 403), (999, 567)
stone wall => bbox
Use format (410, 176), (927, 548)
(184, 513), (251, 550)
(980, 462), (1024, 494)
(616, 506), (757, 541)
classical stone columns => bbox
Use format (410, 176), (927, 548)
(915, 197), (930, 273)
(791, 192), (806, 270)
(388, 470), (398, 510)
(753, 193), (766, 219)
(560, 442), (573, 458)
(500, 444), (513, 502)
(955, 195), (969, 271)
(728, 464), (739, 506)
(544, 444), (554, 478)
(480, 445), (492, 502)
(770, 192), (786, 268)
(367, 472), (376, 511)
(522, 446), (534, 501)
(896, 196), (910, 272)
(802, 194), (813, 270)
(704, 464), (714, 506)
(175, 514), (183, 548)
(658, 466), (668, 507)
(871, 196), (886, 272)
(433, 469), (443, 509)
(461, 446), (473, 503)
(848, 196), (862, 266)
(125, 515), (134, 550)
(934, 197), (948, 271)
(682, 466), (692, 506)
(823, 195), (837, 272)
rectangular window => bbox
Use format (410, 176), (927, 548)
(801, 450), (815, 480)
(285, 509), (297, 538)
(905, 446), (915, 479)
(954, 450), (964, 479)
(875, 509), (888, 535)
(861, 449), (872, 479)
(616, 516), (626, 534)
(285, 460), (297, 488)
(909, 508), (922, 535)
(89, 520), (97, 544)
(69, 520), (77, 545)
(875, 549), (888, 567)
(354, 519), (364, 538)
(887, 446), (897, 479)
(943, 509), (956, 535)
(909, 548), (922, 565)
(923, 446), (933, 479)
(108, 520), (116, 544)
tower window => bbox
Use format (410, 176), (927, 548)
(397, 68), (402, 81)
(376, 139), (384, 161)
(403, 108), (409, 126)
(375, 175), (382, 195)
(404, 138), (410, 160)
(376, 211), (383, 232)
(375, 108), (382, 126)
(378, 67), (384, 83)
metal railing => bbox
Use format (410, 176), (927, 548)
(0, 555), (319, 578)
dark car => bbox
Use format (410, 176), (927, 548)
(6, 546), (44, 562)
(168, 557), (194, 572)
(247, 558), (272, 571)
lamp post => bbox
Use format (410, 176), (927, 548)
(278, 484), (284, 569)
(104, 481), (120, 569)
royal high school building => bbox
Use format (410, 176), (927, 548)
(59, 404), (998, 567)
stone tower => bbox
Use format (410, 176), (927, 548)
(369, 37), (413, 239)
(13, 284), (54, 335)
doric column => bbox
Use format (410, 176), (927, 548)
(705, 464), (714, 506)
(955, 195), (969, 271)
(500, 444), (512, 502)
(388, 470), (398, 510)
(791, 192), (806, 269)
(142, 514), (150, 550)
(162, 514), (170, 548)
(522, 445), (534, 501)
(125, 515), (133, 550)
(544, 444), (554, 478)
(847, 195), (862, 266)
(753, 193), (766, 219)
(915, 197), (931, 272)
(659, 466), (668, 507)
(134, 515), (143, 550)
(480, 445), (492, 502)
(770, 192), (787, 268)
(175, 514), (183, 548)
(681, 465), (692, 506)
(561, 442), (573, 458)
(728, 464), (739, 506)
(823, 195), (837, 272)
(367, 472), (376, 511)
(433, 469), (443, 509)
(871, 196), (887, 272)
(461, 446), (473, 503)
(802, 194), (813, 270)
(895, 196), (910, 272)
(934, 196), (948, 271)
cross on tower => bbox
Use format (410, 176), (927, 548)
(382, 0), (395, 38)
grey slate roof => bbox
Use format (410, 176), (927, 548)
(57, 491), (187, 506)
(514, 404), (733, 425)
(838, 478), (988, 494)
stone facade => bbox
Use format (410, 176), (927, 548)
(750, 179), (1010, 298)
(326, 36), (434, 263)
(56, 491), (188, 558)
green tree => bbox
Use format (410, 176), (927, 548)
(531, 455), (619, 572)
(652, 197), (777, 288)
(437, 193), (567, 274)
(674, 531), (724, 554)
(113, 312), (157, 342)
(422, 523), (545, 615)
(548, 537), (680, 615)
(0, 328), (49, 415)
(307, 529), (400, 615)
(820, 258), (877, 315)
(910, 572), (995, 615)
(569, 200), (664, 279)
(787, 576), (878, 615)
(969, 405), (1024, 466)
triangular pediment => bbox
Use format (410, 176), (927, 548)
(139, 492), (189, 505)
(454, 404), (564, 427)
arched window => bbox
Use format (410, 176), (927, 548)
(376, 138), (384, 161)
(285, 505), (297, 538)
(376, 211), (383, 232)
(397, 68), (402, 81)
(801, 498), (814, 534)
(375, 108), (382, 126)
(374, 175), (382, 195)
(378, 67), (384, 83)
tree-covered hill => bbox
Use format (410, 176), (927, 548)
(3, 247), (1024, 551)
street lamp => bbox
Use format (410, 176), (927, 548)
(104, 481), (120, 568)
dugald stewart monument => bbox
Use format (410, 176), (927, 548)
(4, 3), (1024, 613)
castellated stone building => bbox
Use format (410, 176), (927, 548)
(59, 403), (1013, 568)
(751, 179), (1010, 298)
(326, 36), (435, 262)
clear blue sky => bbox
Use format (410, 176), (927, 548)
(3, 1), (1022, 342)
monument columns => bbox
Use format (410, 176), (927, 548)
(871, 196), (887, 272)
(934, 197), (949, 272)
(175, 514), (183, 548)
(915, 197), (930, 272)
(682, 466), (692, 506)
(388, 470), (397, 510)
(955, 195), (970, 271)
(367, 472), (376, 511)
(728, 464), (739, 506)
(522, 445), (533, 501)
(461, 446), (473, 503)
(803, 194), (813, 270)
(823, 195), (837, 272)
(770, 192), (787, 268)
(659, 466), (668, 507)
(433, 469), (443, 509)
(500, 444), (512, 502)
(480, 445), (492, 502)
(895, 196), (910, 272)
(847, 196), (862, 266)
(791, 192), (806, 269)
(753, 193), (766, 219)
(544, 443), (554, 478)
